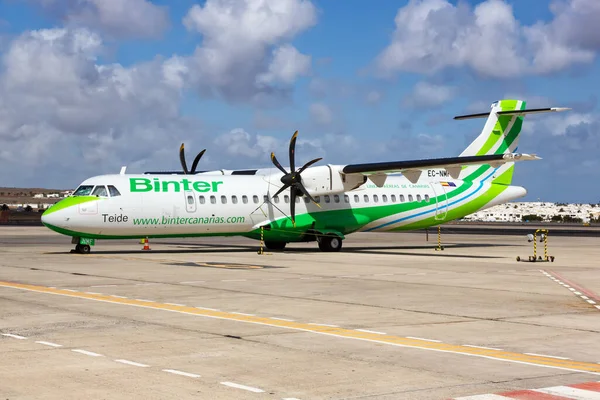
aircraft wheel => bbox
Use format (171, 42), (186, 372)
(318, 235), (343, 252)
(264, 241), (286, 251)
(76, 244), (91, 254)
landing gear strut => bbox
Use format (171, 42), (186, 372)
(264, 241), (287, 251)
(318, 234), (343, 252)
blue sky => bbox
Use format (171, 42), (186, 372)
(0, 0), (599, 202)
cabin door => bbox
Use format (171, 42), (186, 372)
(184, 190), (197, 213)
(430, 182), (448, 220)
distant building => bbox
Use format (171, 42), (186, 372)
(463, 202), (598, 223)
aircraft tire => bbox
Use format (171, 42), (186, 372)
(77, 244), (91, 254)
(264, 241), (286, 251)
(318, 235), (343, 252)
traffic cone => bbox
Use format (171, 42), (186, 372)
(142, 237), (150, 251)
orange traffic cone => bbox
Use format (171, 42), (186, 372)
(142, 237), (150, 251)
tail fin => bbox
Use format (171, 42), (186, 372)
(458, 99), (526, 185)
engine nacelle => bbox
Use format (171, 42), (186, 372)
(301, 165), (367, 196)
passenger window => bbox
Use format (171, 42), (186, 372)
(315, 196), (320, 203)
(232, 195), (238, 204)
(92, 185), (108, 197)
(242, 195), (248, 204)
(324, 195), (330, 203)
(391, 194), (396, 202)
(263, 195), (269, 202)
(210, 195), (216, 204)
(400, 194), (405, 202)
(344, 195), (349, 203)
(296, 196), (301, 203)
(221, 195), (227, 204)
(334, 194), (340, 203)
(373, 194), (379, 203)
(408, 194), (414, 202)
(354, 195), (359, 203)
(284, 195), (289, 203)
(73, 185), (94, 196)
(417, 194), (422, 202)
(108, 185), (121, 197)
(382, 194), (388, 203)
(253, 195), (259, 204)
(274, 196), (280, 204)
(187, 195), (194, 205)
(304, 197), (310, 203)
(199, 196), (205, 204)
(425, 194), (430, 202)
(363, 195), (369, 203)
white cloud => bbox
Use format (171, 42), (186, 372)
(0, 27), (197, 187)
(27, 0), (170, 39)
(375, 0), (598, 78)
(403, 81), (455, 108)
(181, 0), (316, 103)
(365, 90), (383, 104)
(309, 103), (333, 126)
(256, 44), (312, 86)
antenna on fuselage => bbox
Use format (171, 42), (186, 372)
(120, 166), (127, 175)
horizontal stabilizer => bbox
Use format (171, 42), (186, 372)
(454, 107), (571, 120)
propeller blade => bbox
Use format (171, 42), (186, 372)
(190, 149), (206, 174)
(270, 152), (288, 175)
(297, 157), (322, 175)
(273, 184), (290, 198)
(289, 130), (298, 172)
(290, 190), (296, 226)
(297, 183), (321, 208)
(179, 143), (189, 174)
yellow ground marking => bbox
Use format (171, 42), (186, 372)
(2, 279), (600, 375)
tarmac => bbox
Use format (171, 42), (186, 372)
(1, 226), (600, 399)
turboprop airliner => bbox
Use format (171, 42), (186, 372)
(42, 99), (569, 254)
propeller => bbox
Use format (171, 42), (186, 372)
(270, 131), (322, 226)
(179, 143), (206, 174)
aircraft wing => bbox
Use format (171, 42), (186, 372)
(341, 153), (539, 184)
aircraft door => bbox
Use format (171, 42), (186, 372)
(430, 182), (448, 220)
(184, 190), (196, 213)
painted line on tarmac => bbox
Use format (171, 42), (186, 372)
(540, 270), (600, 309)
(2, 280), (600, 376)
(220, 381), (265, 393)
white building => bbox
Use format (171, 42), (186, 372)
(463, 202), (599, 223)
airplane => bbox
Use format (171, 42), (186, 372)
(41, 99), (569, 254)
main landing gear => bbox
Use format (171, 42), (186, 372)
(318, 234), (343, 252)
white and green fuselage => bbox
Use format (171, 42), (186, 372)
(41, 99), (566, 249)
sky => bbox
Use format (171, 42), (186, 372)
(0, 0), (599, 203)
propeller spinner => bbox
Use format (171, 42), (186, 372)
(179, 143), (206, 174)
(270, 131), (322, 226)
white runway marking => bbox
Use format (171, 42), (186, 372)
(135, 299), (154, 302)
(220, 382), (265, 393)
(1, 333), (27, 340)
(406, 336), (441, 342)
(231, 312), (255, 316)
(271, 317), (295, 321)
(85, 292), (101, 295)
(165, 303), (186, 307)
(115, 359), (150, 367)
(110, 295), (128, 299)
(196, 306), (220, 312)
(587, 300), (597, 304)
(63, 289), (77, 292)
(524, 352), (570, 360)
(356, 329), (386, 335)
(162, 369), (200, 378)
(72, 349), (103, 357)
(308, 323), (338, 328)
(35, 341), (62, 347)
(534, 386), (600, 399)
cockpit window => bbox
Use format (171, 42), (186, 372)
(73, 185), (94, 196)
(108, 185), (121, 197)
(92, 185), (108, 197)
